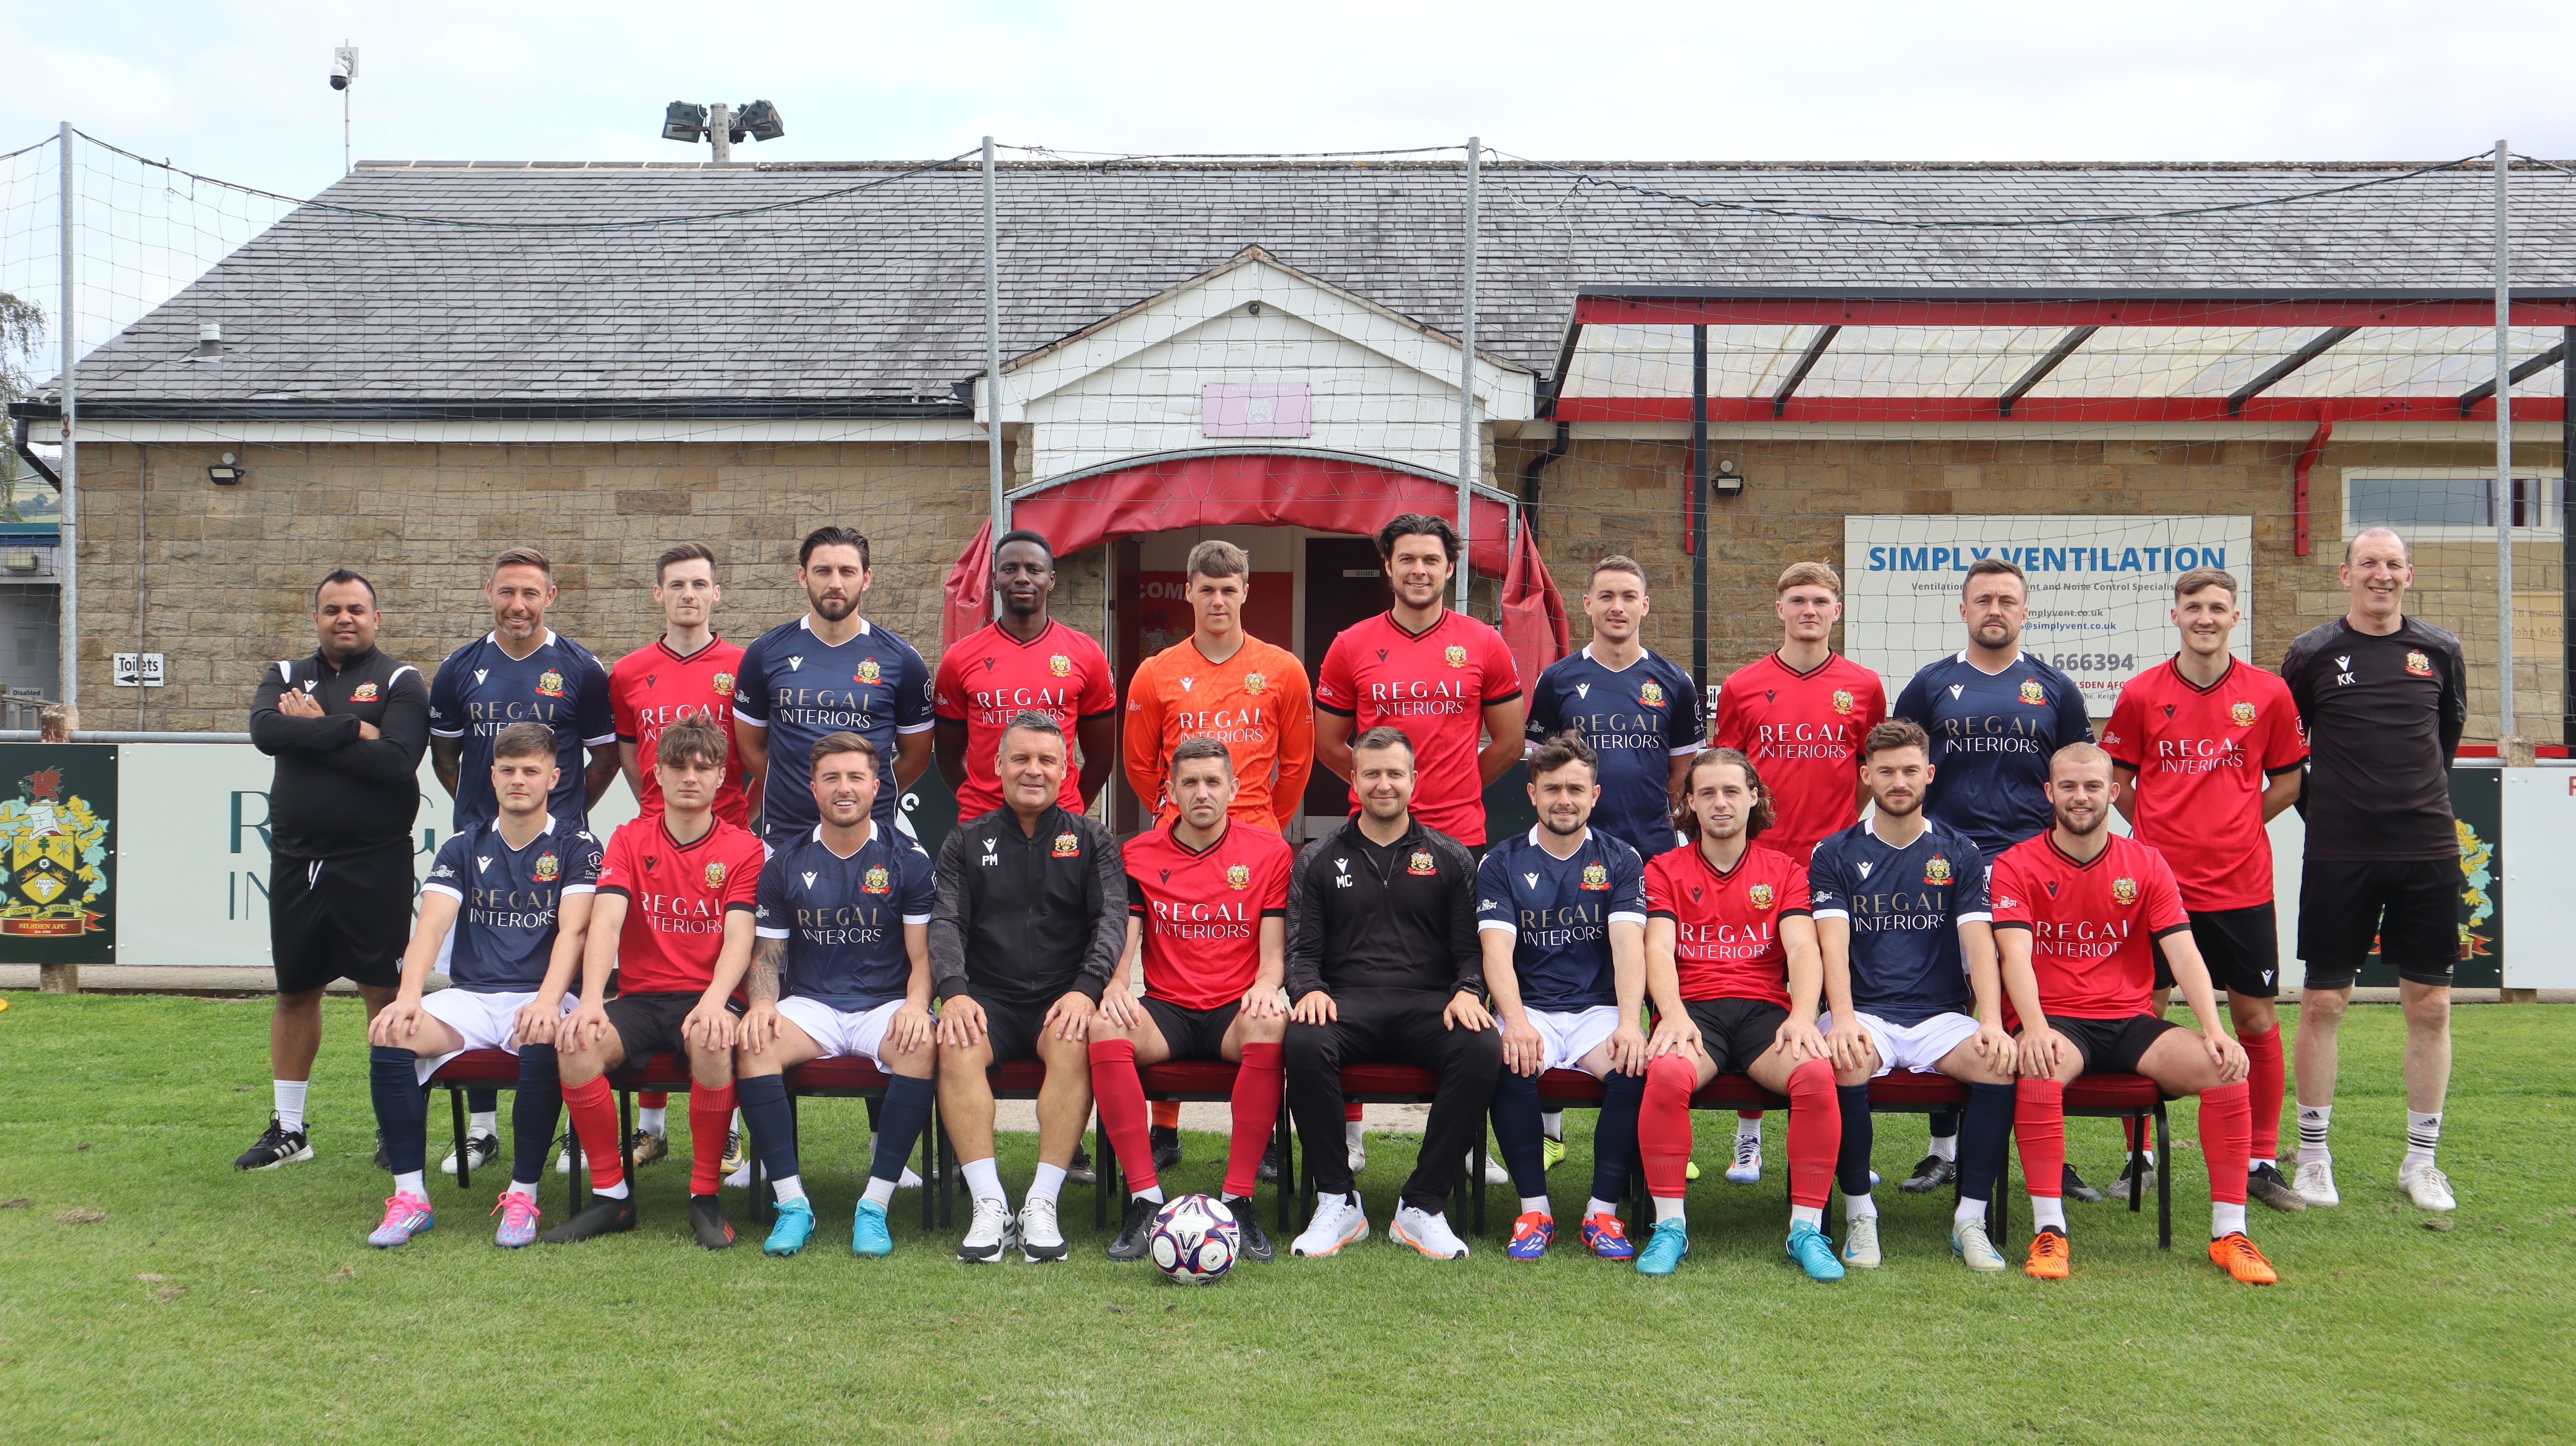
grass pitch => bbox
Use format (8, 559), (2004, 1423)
(0, 993), (2567, 1444)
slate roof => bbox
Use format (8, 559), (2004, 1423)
(43, 158), (2576, 411)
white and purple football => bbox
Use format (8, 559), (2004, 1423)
(1148, 1193), (1240, 1285)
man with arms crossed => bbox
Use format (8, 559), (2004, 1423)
(2102, 567), (2306, 1213)
(1092, 735), (1296, 1264)
(1478, 732), (1652, 1263)
(2278, 526), (2467, 1212)
(931, 713), (1124, 1263)
(541, 716), (768, 1249)
(734, 732), (939, 1258)
(1283, 727), (1501, 1261)
(362, 722), (601, 1247)
(239, 569), (431, 1170)
(1633, 747), (1840, 1279)
(1891, 556), (2093, 1201)
(1809, 719), (2019, 1273)
(1709, 560), (1888, 1186)
(1993, 743), (2273, 1283)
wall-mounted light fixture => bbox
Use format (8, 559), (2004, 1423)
(1713, 458), (1744, 498)
(207, 452), (245, 486)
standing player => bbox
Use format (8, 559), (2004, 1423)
(934, 529), (1118, 823)
(2102, 567), (2307, 1212)
(1809, 719), (2020, 1273)
(1478, 732), (1651, 1263)
(733, 732), (939, 1258)
(1091, 736), (1296, 1264)
(540, 716), (768, 1249)
(2279, 526), (2467, 1212)
(1633, 747), (1842, 1280)
(1709, 560), (1887, 1186)
(1993, 743), (2275, 1284)
(1890, 557), (2092, 1200)
(361, 722), (600, 1247)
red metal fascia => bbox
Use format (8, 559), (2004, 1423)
(1551, 395), (2569, 425)
(1572, 297), (2576, 329)
(2292, 419), (2333, 558)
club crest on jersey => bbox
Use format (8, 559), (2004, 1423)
(2230, 701), (2256, 726)
(1638, 682), (1666, 708)
(1225, 864), (1252, 890)
(1053, 832), (1081, 858)
(2017, 679), (2045, 705)
(863, 866), (890, 893)
(711, 671), (735, 696)
(1048, 654), (1073, 678)
(1242, 672), (1267, 695)
(1408, 849), (1437, 875)
(350, 682), (379, 702)
(854, 658), (882, 685)
(2111, 877), (2138, 905)
(1747, 882), (1776, 909)
(2405, 650), (2432, 677)
(703, 860), (729, 888)
(1924, 855), (1952, 884)
(1831, 689), (1853, 715)
(1443, 644), (1468, 668)
(1580, 863), (1610, 890)
(537, 669), (565, 698)
(533, 853), (559, 881)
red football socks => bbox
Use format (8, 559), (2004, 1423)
(1088, 1039), (1157, 1195)
(1638, 1054), (1698, 1200)
(2124, 1115), (2149, 1154)
(689, 1083), (736, 1196)
(1345, 1100), (1364, 1124)
(638, 1091), (669, 1110)
(2016, 1078), (2066, 1200)
(563, 1075), (622, 1193)
(1783, 1058), (1838, 1210)
(2239, 1026), (2284, 1160)
(2199, 1081), (2252, 1204)
(1223, 1042), (1285, 1200)
(1152, 1099), (1182, 1132)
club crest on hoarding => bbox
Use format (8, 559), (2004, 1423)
(0, 769), (108, 936)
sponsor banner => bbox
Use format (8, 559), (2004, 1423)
(1844, 515), (2253, 712)
(0, 743), (118, 963)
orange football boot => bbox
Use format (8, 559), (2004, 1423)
(2209, 1231), (2278, 1285)
(2024, 1226), (2071, 1279)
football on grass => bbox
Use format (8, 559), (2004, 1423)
(1148, 1194), (1240, 1285)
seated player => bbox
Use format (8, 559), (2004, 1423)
(541, 715), (768, 1249)
(1479, 731), (1651, 1263)
(733, 732), (939, 1258)
(1810, 719), (2019, 1272)
(1993, 742), (2274, 1284)
(1283, 726), (1502, 1261)
(1633, 747), (1841, 1279)
(930, 712), (1123, 1263)
(363, 722), (601, 1248)
(1092, 735), (1295, 1264)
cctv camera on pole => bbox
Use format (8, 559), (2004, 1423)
(329, 44), (358, 175)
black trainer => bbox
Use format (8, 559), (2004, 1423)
(1898, 1154), (1956, 1194)
(2063, 1163), (2105, 1204)
(689, 1193), (736, 1250)
(541, 1194), (637, 1243)
(1257, 1138), (1283, 1184)
(1224, 1195), (1274, 1264)
(1107, 1196), (1159, 1261)
(1067, 1140), (1097, 1187)
(235, 1117), (313, 1171)
(1150, 1124), (1183, 1172)
(2110, 1156), (2158, 1203)
(2247, 1161), (2307, 1213)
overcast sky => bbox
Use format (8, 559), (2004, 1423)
(9, 0), (2576, 202)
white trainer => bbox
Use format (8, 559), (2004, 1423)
(957, 1195), (1017, 1264)
(1348, 1133), (1368, 1175)
(897, 1167), (924, 1189)
(1950, 1216), (2006, 1273)
(1725, 1135), (1763, 1185)
(441, 1133), (498, 1176)
(1018, 1196), (1069, 1261)
(1841, 1215), (1882, 1268)
(1476, 1150), (1512, 1186)
(2399, 1161), (2456, 1212)
(1390, 1204), (1471, 1259)
(1291, 1191), (1370, 1257)
(2292, 1159), (2340, 1208)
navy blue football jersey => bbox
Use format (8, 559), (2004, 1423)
(733, 617), (935, 840)
(1474, 826), (1649, 1011)
(1524, 646), (1702, 861)
(419, 817), (603, 993)
(1807, 817), (1990, 1026)
(428, 630), (616, 830)
(1890, 651), (2092, 857)
(754, 824), (937, 1012)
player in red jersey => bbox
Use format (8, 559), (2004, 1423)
(540, 716), (768, 1249)
(1633, 747), (1841, 1280)
(935, 529), (1118, 822)
(2101, 566), (2306, 1214)
(1089, 735), (1294, 1265)
(1991, 742), (2274, 1285)
(1314, 513), (1524, 848)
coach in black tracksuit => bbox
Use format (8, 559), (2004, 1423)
(1284, 726), (1501, 1221)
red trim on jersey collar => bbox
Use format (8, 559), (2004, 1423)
(2162, 654), (2237, 695)
(1164, 817), (1231, 858)
(2043, 832), (2114, 871)
(653, 635), (724, 664)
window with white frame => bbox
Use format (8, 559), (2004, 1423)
(2340, 468), (2564, 540)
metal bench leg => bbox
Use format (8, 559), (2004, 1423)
(2155, 1103), (2172, 1251)
(2127, 1112), (2147, 1216)
(919, 1093), (938, 1232)
(569, 1117), (586, 1215)
(937, 1120), (955, 1230)
(1095, 1113), (1113, 1232)
(1470, 1133), (1486, 1236)
(619, 1089), (637, 1198)
(449, 1086), (471, 1193)
(1274, 1100), (1295, 1236)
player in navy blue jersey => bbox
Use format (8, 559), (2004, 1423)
(1807, 717), (2019, 1273)
(1888, 556), (2091, 1196)
(1478, 731), (1652, 1263)
(732, 526), (936, 843)
(429, 547), (620, 832)
(362, 723), (603, 1249)
(732, 730), (940, 1258)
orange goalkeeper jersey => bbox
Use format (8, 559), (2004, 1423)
(1123, 632), (1313, 831)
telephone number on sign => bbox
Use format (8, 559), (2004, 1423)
(2050, 653), (2136, 672)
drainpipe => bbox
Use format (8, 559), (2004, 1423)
(2292, 419), (2332, 559)
(1519, 419), (1571, 513)
(12, 416), (64, 492)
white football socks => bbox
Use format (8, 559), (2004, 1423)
(2213, 1201), (2247, 1239)
(2296, 1103), (2333, 1166)
(394, 1170), (425, 1198)
(506, 1179), (537, 1203)
(1737, 1115), (1763, 1144)
(273, 1079), (308, 1133)
(469, 1111), (496, 1138)
(1844, 1190), (1877, 1222)
(1928, 1132), (1956, 1162)
(1541, 1112), (1565, 1142)
(595, 1178), (631, 1200)
(2031, 1195), (2067, 1233)
(1582, 1197), (1617, 1219)
(1789, 1203), (1823, 1230)
(1652, 1197), (1685, 1224)
(1029, 1161), (1067, 1207)
(960, 1157), (1005, 1206)
(2404, 1110), (2442, 1173)
(638, 1106), (667, 1136)
(1953, 1198), (1987, 1228)
(862, 1177), (897, 1209)
(1136, 1184), (1166, 1206)
(771, 1173), (807, 1206)
(1520, 1195), (1551, 1216)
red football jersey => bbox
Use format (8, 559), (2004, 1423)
(932, 618), (1118, 823)
(1314, 609), (1522, 845)
(2101, 657), (2304, 911)
(1988, 832), (2190, 1022)
(610, 637), (750, 828)
(594, 815), (766, 996)
(1712, 651), (1887, 859)
(1122, 818), (1294, 1013)
(1642, 840), (1812, 1006)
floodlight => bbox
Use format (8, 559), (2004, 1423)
(662, 101), (708, 143)
(738, 100), (784, 143)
